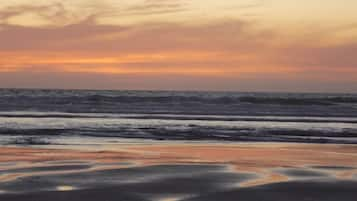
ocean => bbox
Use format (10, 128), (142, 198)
(1, 89), (357, 145)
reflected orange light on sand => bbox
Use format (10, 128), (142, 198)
(1, 144), (357, 186)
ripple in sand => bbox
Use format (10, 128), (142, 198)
(311, 166), (356, 171)
(0, 164), (93, 174)
(0, 162), (18, 167)
(56, 185), (76, 191)
(158, 197), (183, 201)
(276, 168), (329, 179)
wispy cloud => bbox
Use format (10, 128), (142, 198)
(0, 3), (85, 26)
(0, 0), (188, 27)
(0, 0), (357, 91)
(123, 0), (187, 15)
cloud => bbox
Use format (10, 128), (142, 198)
(0, 16), (280, 76)
(271, 44), (357, 69)
(0, 2), (357, 92)
(1, 70), (357, 92)
(0, 15), (356, 76)
(0, 16), (128, 51)
(0, 17), (269, 52)
(0, 0), (188, 27)
(226, 0), (266, 10)
(123, 0), (187, 15)
(0, 3), (90, 26)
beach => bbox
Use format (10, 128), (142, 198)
(1, 89), (357, 200)
(2, 0), (357, 199)
(1, 142), (357, 201)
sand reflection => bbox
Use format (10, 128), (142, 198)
(0, 143), (357, 187)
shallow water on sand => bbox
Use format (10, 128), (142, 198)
(0, 143), (357, 201)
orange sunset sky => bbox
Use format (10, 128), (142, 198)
(0, 0), (356, 92)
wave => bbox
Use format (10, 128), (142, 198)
(3, 92), (357, 105)
(1, 112), (357, 123)
(1, 89), (357, 117)
(1, 114), (357, 144)
(238, 96), (357, 105)
(2, 127), (357, 145)
(1, 89), (357, 144)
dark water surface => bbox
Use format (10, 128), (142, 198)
(1, 89), (357, 144)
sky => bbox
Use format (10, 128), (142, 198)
(0, 0), (356, 92)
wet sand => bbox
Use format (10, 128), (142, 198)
(1, 143), (357, 201)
